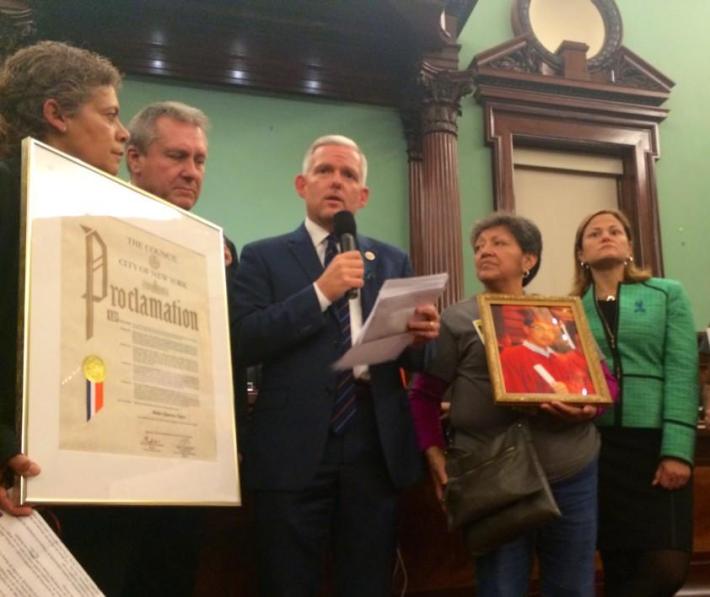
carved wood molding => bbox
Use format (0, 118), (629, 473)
(403, 59), (473, 304)
(471, 35), (674, 106)
(612, 46), (674, 93)
(401, 109), (424, 162)
(469, 13), (675, 278)
(419, 63), (475, 135)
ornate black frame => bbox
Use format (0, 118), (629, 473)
(512, 0), (623, 71)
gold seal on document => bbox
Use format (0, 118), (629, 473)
(82, 355), (106, 383)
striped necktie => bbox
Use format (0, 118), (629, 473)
(324, 234), (357, 433)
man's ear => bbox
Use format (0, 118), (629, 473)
(358, 187), (370, 209)
(125, 146), (142, 176)
(41, 99), (67, 134)
(294, 174), (307, 198)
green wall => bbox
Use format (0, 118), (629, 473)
(621, 0), (710, 327)
(456, 0), (710, 325)
(117, 0), (710, 326)
(119, 79), (409, 252)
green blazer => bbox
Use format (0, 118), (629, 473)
(582, 278), (698, 465)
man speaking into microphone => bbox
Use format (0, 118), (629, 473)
(234, 134), (440, 597)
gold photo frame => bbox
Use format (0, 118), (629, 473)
(477, 294), (612, 405)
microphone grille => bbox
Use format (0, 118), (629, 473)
(333, 210), (356, 236)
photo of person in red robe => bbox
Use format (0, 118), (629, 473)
(497, 307), (594, 395)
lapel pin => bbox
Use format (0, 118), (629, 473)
(364, 251), (376, 261)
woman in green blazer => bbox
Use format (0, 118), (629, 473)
(573, 209), (698, 597)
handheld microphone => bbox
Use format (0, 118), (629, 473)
(333, 210), (359, 300)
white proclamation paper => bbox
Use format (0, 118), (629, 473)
(58, 217), (216, 461)
(335, 273), (448, 369)
(20, 140), (240, 505)
(0, 512), (102, 596)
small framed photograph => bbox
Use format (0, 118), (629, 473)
(476, 294), (612, 404)
(18, 139), (240, 506)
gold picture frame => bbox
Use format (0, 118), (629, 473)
(477, 294), (612, 405)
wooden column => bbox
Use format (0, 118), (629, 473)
(418, 65), (473, 307)
(402, 110), (425, 275)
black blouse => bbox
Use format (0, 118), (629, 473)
(0, 155), (21, 464)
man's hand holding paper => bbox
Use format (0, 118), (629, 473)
(407, 304), (441, 346)
(335, 273), (447, 369)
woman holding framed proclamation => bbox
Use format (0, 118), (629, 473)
(0, 40), (129, 592)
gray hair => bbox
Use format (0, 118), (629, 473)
(127, 101), (209, 154)
(470, 211), (543, 286)
(301, 134), (368, 185)
(0, 41), (121, 156)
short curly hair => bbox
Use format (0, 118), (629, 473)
(470, 211), (543, 286)
(0, 41), (122, 156)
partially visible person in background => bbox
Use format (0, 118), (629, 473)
(125, 100), (243, 596)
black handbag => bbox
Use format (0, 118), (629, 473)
(444, 420), (561, 557)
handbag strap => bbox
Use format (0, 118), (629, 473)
(446, 420), (530, 478)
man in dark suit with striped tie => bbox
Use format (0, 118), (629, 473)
(234, 134), (440, 597)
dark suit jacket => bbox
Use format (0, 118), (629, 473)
(233, 223), (424, 492)
(224, 236), (249, 451)
(0, 156), (21, 465)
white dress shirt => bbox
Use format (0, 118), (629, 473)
(305, 217), (367, 377)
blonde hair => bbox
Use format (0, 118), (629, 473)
(572, 209), (651, 296)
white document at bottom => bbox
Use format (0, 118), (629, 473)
(0, 511), (103, 596)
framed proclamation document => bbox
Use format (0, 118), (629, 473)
(17, 139), (241, 506)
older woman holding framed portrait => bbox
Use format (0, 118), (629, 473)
(573, 209), (698, 596)
(409, 212), (609, 596)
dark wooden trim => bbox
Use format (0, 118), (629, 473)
(479, 99), (664, 274)
(696, 431), (710, 467)
(470, 35), (674, 106)
(29, 0), (478, 108)
(470, 22), (673, 277)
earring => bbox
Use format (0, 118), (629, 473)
(624, 255), (634, 266)
(523, 269), (530, 279)
(579, 260), (589, 269)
